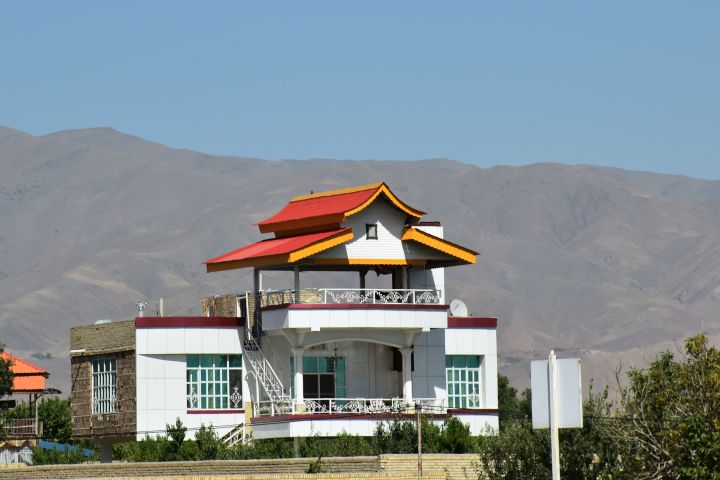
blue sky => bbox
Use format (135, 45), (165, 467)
(1, 2), (719, 179)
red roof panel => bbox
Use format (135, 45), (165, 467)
(258, 188), (377, 227)
(205, 228), (352, 265)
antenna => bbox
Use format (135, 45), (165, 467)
(449, 299), (469, 317)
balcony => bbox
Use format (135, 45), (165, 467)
(0, 418), (43, 438)
(259, 288), (442, 307)
(254, 397), (445, 417)
(257, 289), (448, 333)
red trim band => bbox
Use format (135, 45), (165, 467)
(251, 412), (449, 423)
(447, 317), (497, 328)
(135, 316), (244, 328)
(261, 303), (449, 312)
(187, 409), (245, 414)
(447, 408), (499, 415)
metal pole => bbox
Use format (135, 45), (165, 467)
(549, 350), (561, 480)
(417, 402), (423, 480)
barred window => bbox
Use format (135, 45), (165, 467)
(186, 355), (243, 410)
(445, 355), (483, 408)
(92, 357), (117, 414)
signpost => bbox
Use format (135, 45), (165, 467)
(531, 351), (583, 480)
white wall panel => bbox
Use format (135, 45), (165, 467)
(184, 330), (202, 353)
(146, 329), (167, 354)
(165, 328), (185, 353)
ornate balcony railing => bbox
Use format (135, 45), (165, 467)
(258, 288), (442, 307)
(0, 418), (42, 438)
(253, 397), (446, 417)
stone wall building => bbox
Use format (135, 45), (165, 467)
(70, 319), (136, 461)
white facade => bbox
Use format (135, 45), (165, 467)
(315, 202), (454, 262)
(134, 189), (498, 439)
(134, 317), (499, 439)
(136, 326), (248, 439)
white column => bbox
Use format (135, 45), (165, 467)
(292, 348), (305, 405)
(368, 343), (376, 397)
(400, 347), (413, 401)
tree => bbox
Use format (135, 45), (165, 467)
(0, 343), (14, 396)
(609, 333), (720, 480)
(497, 374), (531, 425)
(195, 424), (225, 460)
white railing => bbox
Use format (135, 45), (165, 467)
(253, 397), (446, 416)
(243, 333), (291, 406)
(257, 288), (442, 307)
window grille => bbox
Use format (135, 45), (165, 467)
(92, 357), (117, 414)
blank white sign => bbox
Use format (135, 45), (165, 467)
(531, 358), (583, 429)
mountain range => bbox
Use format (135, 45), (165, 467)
(1, 125), (719, 394)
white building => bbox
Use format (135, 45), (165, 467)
(134, 182), (499, 441)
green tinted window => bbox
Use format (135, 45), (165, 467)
(445, 355), (483, 409)
(187, 354), (243, 410)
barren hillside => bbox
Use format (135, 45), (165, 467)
(1, 125), (719, 393)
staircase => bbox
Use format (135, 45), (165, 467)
(241, 326), (291, 416)
(221, 422), (249, 447)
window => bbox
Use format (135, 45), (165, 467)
(445, 355), (482, 408)
(92, 357), (117, 414)
(291, 355), (346, 399)
(366, 223), (378, 240)
(186, 354), (243, 410)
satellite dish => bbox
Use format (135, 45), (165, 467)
(449, 299), (469, 317)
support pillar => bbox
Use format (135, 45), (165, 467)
(359, 270), (367, 290)
(292, 348), (305, 410)
(401, 266), (408, 290)
(252, 268), (261, 336)
(400, 347), (414, 401)
(368, 343), (376, 397)
(98, 439), (113, 463)
(294, 265), (300, 303)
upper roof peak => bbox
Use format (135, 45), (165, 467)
(258, 182), (425, 235)
(290, 182), (383, 202)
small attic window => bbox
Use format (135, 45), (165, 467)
(366, 223), (378, 240)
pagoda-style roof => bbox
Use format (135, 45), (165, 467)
(0, 352), (49, 393)
(257, 182), (424, 235)
(206, 228), (354, 272)
(206, 182), (477, 271)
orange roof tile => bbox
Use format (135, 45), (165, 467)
(1, 352), (47, 376)
(12, 375), (46, 392)
(0, 352), (49, 393)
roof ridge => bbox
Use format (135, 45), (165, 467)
(290, 182), (384, 202)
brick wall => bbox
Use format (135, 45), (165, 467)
(202, 295), (239, 317)
(70, 319), (137, 438)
